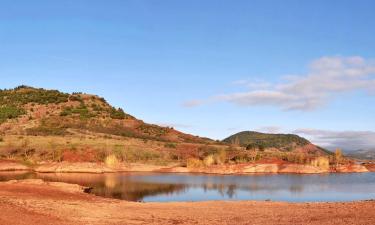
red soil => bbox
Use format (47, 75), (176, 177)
(0, 180), (374, 225)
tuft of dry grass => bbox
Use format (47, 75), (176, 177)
(187, 158), (204, 168)
(104, 154), (120, 168)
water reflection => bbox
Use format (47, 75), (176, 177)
(1, 172), (375, 202)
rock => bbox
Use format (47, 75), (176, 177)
(279, 164), (328, 174)
(0, 161), (30, 171)
(35, 162), (115, 173)
(5, 179), (91, 193)
(335, 164), (369, 173)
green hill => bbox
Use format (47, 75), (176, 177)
(0, 85), (212, 144)
(223, 131), (310, 151)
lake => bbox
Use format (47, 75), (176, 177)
(1, 171), (375, 202)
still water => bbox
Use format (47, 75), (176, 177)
(1, 171), (375, 202)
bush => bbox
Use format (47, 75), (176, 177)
(105, 154), (120, 168)
(203, 155), (215, 166)
(214, 149), (227, 165)
(109, 107), (127, 119)
(186, 158), (204, 168)
(164, 143), (177, 148)
(0, 106), (25, 123)
(310, 156), (329, 169)
(60, 105), (95, 119)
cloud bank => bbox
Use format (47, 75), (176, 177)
(186, 56), (375, 111)
(294, 128), (375, 151)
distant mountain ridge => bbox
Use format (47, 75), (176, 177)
(345, 149), (375, 160)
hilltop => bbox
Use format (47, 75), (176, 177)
(223, 131), (331, 155)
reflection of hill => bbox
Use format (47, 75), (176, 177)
(35, 173), (187, 201)
(0, 171), (35, 181)
(93, 182), (186, 201)
(2, 172), (373, 202)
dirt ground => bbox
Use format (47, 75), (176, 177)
(0, 180), (374, 225)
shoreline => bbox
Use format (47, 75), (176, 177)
(0, 161), (371, 174)
(1, 179), (374, 225)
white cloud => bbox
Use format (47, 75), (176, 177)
(294, 128), (375, 151)
(182, 100), (205, 107)
(255, 126), (282, 133)
(155, 122), (192, 129)
(187, 56), (375, 111)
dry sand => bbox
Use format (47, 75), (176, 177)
(0, 179), (374, 225)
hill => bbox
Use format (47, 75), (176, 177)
(0, 86), (221, 164)
(345, 149), (375, 160)
(0, 86), (211, 143)
(223, 131), (331, 155)
(0, 86), (336, 168)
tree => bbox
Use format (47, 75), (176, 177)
(335, 148), (343, 165)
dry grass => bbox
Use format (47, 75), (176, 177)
(104, 154), (120, 168)
(0, 134), (217, 166)
(187, 158), (205, 168)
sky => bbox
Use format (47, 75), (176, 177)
(1, 0), (375, 151)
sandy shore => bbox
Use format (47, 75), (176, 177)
(1, 161), (369, 174)
(0, 179), (375, 225)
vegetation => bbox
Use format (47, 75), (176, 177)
(26, 126), (68, 136)
(164, 143), (177, 148)
(104, 154), (120, 168)
(0, 85), (69, 105)
(335, 148), (343, 164)
(0, 86), (338, 167)
(0, 106), (25, 123)
(109, 107), (128, 119)
(310, 156), (330, 169)
(223, 131), (310, 151)
(60, 105), (95, 119)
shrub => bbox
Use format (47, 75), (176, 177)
(0, 106), (25, 123)
(186, 158), (204, 168)
(105, 154), (120, 168)
(310, 156), (330, 169)
(60, 105), (95, 119)
(109, 107), (127, 119)
(203, 155), (215, 166)
(164, 143), (177, 149)
(214, 149), (227, 165)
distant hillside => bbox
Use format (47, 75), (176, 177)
(0, 86), (212, 144)
(223, 131), (331, 155)
(345, 149), (375, 160)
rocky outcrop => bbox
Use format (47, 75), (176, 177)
(0, 161), (30, 171)
(35, 162), (115, 173)
(364, 163), (375, 172)
(278, 164), (329, 174)
(334, 164), (369, 173)
(179, 163), (329, 174)
(5, 179), (91, 193)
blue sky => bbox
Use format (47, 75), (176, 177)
(1, 0), (375, 150)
